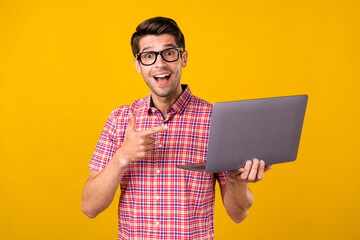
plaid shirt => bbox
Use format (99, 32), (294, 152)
(89, 85), (227, 240)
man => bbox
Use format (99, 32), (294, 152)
(82, 17), (272, 239)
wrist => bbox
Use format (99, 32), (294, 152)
(118, 157), (130, 169)
(112, 150), (130, 171)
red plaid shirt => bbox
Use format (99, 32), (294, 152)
(89, 85), (227, 239)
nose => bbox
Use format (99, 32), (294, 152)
(153, 53), (167, 67)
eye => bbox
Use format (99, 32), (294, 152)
(143, 53), (155, 59)
(164, 49), (175, 56)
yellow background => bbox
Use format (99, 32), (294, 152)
(1, 0), (359, 239)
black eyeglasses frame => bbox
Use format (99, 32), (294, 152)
(136, 47), (183, 66)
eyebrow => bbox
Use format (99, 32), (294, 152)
(141, 43), (177, 52)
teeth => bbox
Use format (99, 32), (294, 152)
(154, 74), (170, 78)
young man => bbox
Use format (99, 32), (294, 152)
(82, 17), (272, 239)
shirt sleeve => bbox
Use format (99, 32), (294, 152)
(215, 171), (227, 186)
(88, 107), (128, 172)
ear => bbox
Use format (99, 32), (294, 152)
(181, 50), (188, 68)
(133, 58), (142, 74)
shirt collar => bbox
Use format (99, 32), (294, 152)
(146, 84), (192, 115)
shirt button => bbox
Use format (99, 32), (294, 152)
(156, 221), (159, 226)
(158, 144), (162, 148)
(156, 169), (160, 174)
(155, 195), (160, 200)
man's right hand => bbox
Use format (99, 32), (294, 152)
(82, 112), (167, 218)
(114, 111), (168, 166)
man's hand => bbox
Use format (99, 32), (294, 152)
(114, 112), (168, 166)
(227, 159), (273, 184)
(220, 159), (273, 223)
(82, 112), (168, 219)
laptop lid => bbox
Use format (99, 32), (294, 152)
(176, 95), (308, 173)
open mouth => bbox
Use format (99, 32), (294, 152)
(153, 74), (171, 85)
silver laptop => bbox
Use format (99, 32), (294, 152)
(176, 95), (308, 173)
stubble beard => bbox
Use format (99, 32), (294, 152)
(144, 73), (181, 99)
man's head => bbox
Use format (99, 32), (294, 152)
(131, 17), (185, 57)
(131, 17), (188, 101)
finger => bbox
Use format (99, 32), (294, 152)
(234, 168), (245, 177)
(256, 160), (266, 181)
(127, 111), (136, 132)
(142, 136), (156, 146)
(240, 160), (252, 180)
(248, 159), (260, 181)
(142, 143), (155, 151)
(237, 166), (246, 176)
(265, 164), (273, 172)
(144, 148), (154, 158)
(142, 124), (168, 136)
(137, 149), (153, 160)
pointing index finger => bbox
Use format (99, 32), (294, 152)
(142, 124), (168, 136)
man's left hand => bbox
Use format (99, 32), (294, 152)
(227, 159), (273, 184)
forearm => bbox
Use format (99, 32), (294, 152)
(81, 157), (128, 218)
(223, 180), (254, 223)
(220, 159), (272, 223)
(82, 114), (167, 218)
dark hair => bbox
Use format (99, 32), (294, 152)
(131, 17), (185, 57)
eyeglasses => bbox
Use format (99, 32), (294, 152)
(136, 47), (183, 66)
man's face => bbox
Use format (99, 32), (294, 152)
(134, 34), (188, 99)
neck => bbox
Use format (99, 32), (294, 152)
(151, 87), (183, 118)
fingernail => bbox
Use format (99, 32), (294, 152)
(253, 159), (259, 165)
(260, 160), (265, 166)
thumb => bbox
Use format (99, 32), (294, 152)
(127, 111), (136, 132)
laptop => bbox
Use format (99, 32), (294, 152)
(176, 95), (308, 173)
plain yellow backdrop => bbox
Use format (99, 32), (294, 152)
(0, 0), (359, 239)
